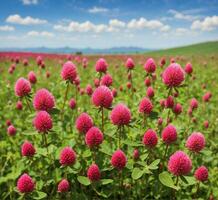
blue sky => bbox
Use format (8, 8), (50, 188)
(0, 0), (218, 48)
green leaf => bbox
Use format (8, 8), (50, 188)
(159, 171), (179, 190)
(33, 191), (47, 199)
(132, 168), (144, 180)
(149, 159), (160, 170)
(82, 149), (92, 158)
(182, 176), (196, 185)
(49, 108), (60, 115)
(77, 176), (91, 186)
(100, 179), (114, 185)
(21, 130), (38, 135)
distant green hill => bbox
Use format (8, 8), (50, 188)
(145, 41), (218, 56)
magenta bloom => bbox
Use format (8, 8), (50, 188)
(112, 88), (117, 97)
(142, 129), (158, 148)
(186, 132), (205, 153)
(28, 71), (37, 84)
(87, 164), (101, 182)
(162, 124), (177, 145)
(92, 86), (113, 109)
(14, 78), (31, 97)
(146, 86), (154, 98)
(204, 120), (209, 129)
(144, 58), (156, 73)
(58, 179), (70, 192)
(144, 77), (151, 87)
(60, 147), (76, 166)
(94, 78), (100, 88)
(36, 56), (42, 66)
(69, 98), (76, 110)
(75, 113), (93, 134)
(165, 96), (174, 108)
(184, 63), (193, 75)
(21, 141), (36, 157)
(95, 58), (108, 73)
(168, 151), (192, 176)
(85, 84), (93, 96)
(111, 150), (127, 170)
(7, 125), (16, 136)
(173, 103), (183, 115)
(190, 98), (198, 110)
(61, 61), (77, 83)
(16, 101), (23, 110)
(125, 58), (135, 70)
(33, 111), (53, 133)
(139, 97), (153, 115)
(194, 166), (208, 182)
(101, 74), (113, 87)
(17, 173), (35, 193)
(110, 103), (131, 126)
(33, 89), (55, 111)
(202, 92), (212, 102)
(162, 63), (185, 87)
(85, 127), (103, 148)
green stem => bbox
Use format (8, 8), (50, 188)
(25, 96), (32, 112)
(101, 107), (104, 132)
(61, 82), (70, 121)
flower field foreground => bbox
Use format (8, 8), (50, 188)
(0, 52), (217, 199)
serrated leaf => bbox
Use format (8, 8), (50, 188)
(149, 159), (160, 170)
(77, 176), (91, 186)
(132, 168), (144, 180)
(159, 171), (179, 190)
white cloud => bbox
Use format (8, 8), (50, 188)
(168, 9), (199, 21)
(191, 16), (218, 31)
(88, 6), (109, 13)
(54, 18), (170, 33)
(21, 0), (38, 5)
(27, 31), (54, 37)
(0, 25), (15, 31)
(6, 14), (47, 25)
(175, 28), (189, 35)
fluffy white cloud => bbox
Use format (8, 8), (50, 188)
(109, 19), (125, 28)
(0, 25), (15, 31)
(21, 0), (38, 5)
(88, 6), (109, 13)
(160, 25), (171, 32)
(6, 14), (47, 25)
(168, 9), (198, 21)
(191, 16), (218, 31)
(27, 31), (54, 37)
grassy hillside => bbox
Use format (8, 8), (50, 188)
(146, 41), (218, 56)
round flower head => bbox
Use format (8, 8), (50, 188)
(60, 147), (76, 166)
(160, 57), (166, 67)
(203, 92), (212, 102)
(146, 86), (154, 98)
(69, 98), (76, 110)
(190, 98), (198, 110)
(85, 126), (103, 148)
(58, 179), (70, 193)
(61, 61), (77, 83)
(101, 73), (113, 87)
(162, 63), (185, 87)
(184, 63), (193, 74)
(110, 103), (131, 126)
(158, 117), (163, 126)
(94, 78), (100, 87)
(75, 113), (93, 134)
(95, 58), (108, 73)
(142, 129), (158, 148)
(6, 119), (11, 127)
(194, 166), (208, 182)
(92, 86), (113, 109)
(14, 78), (31, 97)
(36, 56), (42, 66)
(144, 58), (156, 73)
(186, 132), (205, 153)
(17, 173), (35, 193)
(138, 97), (153, 115)
(173, 103), (183, 115)
(85, 84), (93, 96)
(133, 149), (140, 160)
(33, 111), (53, 133)
(112, 88), (117, 97)
(144, 77), (151, 87)
(111, 150), (127, 170)
(28, 71), (37, 84)
(33, 89), (55, 111)
(21, 141), (36, 157)
(87, 164), (101, 182)
(168, 151), (192, 176)
(125, 58), (135, 70)
(204, 120), (209, 129)
(165, 96), (174, 108)
(16, 101), (23, 110)
(162, 124), (177, 145)
(7, 125), (16, 136)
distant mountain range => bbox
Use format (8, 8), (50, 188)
(0, 47), (154, 54)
